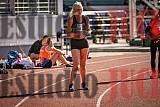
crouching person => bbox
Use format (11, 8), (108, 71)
(40, 37), (72, 68)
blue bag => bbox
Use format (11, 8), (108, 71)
(7, 50), (19, 65)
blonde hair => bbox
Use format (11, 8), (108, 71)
(69, 1), (83, 17)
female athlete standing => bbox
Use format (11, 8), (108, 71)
(67, 1), (91, 91)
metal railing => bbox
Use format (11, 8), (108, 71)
(0, 0), (58, 15)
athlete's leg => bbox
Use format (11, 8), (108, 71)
(80, 48), (89, 89)
(80, 48), (88, 83)
(69, 49), (80, 90)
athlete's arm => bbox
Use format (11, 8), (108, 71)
(67, 17), (80, 39)
(85, 16), (91, 34)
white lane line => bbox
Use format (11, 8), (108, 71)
(0, 54), (148, 83)
(15, 59), (149, 107)
(89, 60), (149, 74)
(15, 78), (69, 107)
(90, 52), (149, 58)
(87, 54), (149, 65)
(96, 70), (150, 107)
(0, 68), (63, 82)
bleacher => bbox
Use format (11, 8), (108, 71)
(87, 10), (129, 44)
(0, 1), (10, 15)
(63, 10), (129, 44)
(0, 0), (58, 15)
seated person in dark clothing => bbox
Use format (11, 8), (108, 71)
(28, 35), (49, 62)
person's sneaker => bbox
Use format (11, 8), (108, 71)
(69, 83), (75, 91)
(87, 56), (92, 59)
(53, 62), (57, 66)
(81, 82), (88, 90)
(150, 70), (158, 79)
(66, 64), (73, 67)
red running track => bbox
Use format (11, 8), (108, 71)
(0, 52), (160, 107)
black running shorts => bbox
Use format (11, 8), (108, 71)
(70, 39), (89, 50)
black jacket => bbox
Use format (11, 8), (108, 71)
(28, 40), (42, 56)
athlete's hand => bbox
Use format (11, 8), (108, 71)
(67, 33), (75, 38)
(79, 32), (85, 39)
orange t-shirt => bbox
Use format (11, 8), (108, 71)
(148, 17), (160, 39)
(40, 46), (51, 60)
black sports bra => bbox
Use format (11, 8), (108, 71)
(71, 15), (87, 33)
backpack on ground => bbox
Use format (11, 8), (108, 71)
(7, 50), (19, 66)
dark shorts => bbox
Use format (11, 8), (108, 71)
(41, 59), (52, 68)
(71, 39), (89, 50)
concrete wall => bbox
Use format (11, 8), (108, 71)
(0, 15), (63, 59)
(0, 15), (63, 46)
(0, 0), (64, 59)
